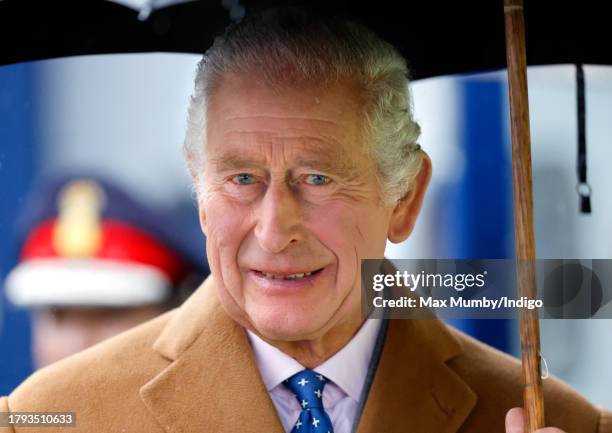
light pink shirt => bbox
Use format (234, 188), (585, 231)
(246, 319), (382, 433)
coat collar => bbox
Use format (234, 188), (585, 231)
(140, 275), (477, 433)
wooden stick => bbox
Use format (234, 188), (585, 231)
(503, 0), (545, 431)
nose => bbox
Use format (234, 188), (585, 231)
(254, 180), (303, 253)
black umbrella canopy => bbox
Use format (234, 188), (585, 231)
(1, 0), (611, 79)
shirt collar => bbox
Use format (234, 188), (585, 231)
(246, 330), (304, 391)
(246, 318), (382, 402)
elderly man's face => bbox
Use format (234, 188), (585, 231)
(199, 74), (424, 342)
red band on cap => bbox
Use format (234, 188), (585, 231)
(21, 219), (188, 283)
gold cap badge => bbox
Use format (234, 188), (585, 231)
(53, 180), (105, 258)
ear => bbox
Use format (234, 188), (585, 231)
(387, 152), (432, 243)
(198, 207), (207, 236)
(195, 182), (208, 236)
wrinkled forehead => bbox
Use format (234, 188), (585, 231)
(205, 73), (370, 164)
(207, 72), (364, 122)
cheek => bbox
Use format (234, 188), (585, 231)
(202, 195), (254, 285)
(204, 195), (250, 249)
(305, 202), (389, 261)
(302, 202), (390, 310)
(359, 208), (393, 256)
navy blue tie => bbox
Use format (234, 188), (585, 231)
(284, 369), (334, 433)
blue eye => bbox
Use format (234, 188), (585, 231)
(305, 174), (331, 186)
(233, 173), (255, 185)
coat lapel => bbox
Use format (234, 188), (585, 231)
(139, 278), (285, 433)
(355, 317), (477, 433)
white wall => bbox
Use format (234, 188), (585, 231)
(37, 53), (201, 209)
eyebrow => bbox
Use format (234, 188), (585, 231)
(293, 156), (360, 179)
(209, 153), (361, 180)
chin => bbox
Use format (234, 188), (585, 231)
(248, 305), (332, 342)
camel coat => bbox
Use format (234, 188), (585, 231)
(1, 276), (611, 433)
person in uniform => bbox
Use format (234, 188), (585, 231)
(4, 176), (203, 367)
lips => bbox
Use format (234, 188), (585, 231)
(248, 267), (326, 289)
(257, 271), (315, 279)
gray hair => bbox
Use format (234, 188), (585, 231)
(184, 8), (422, 206)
